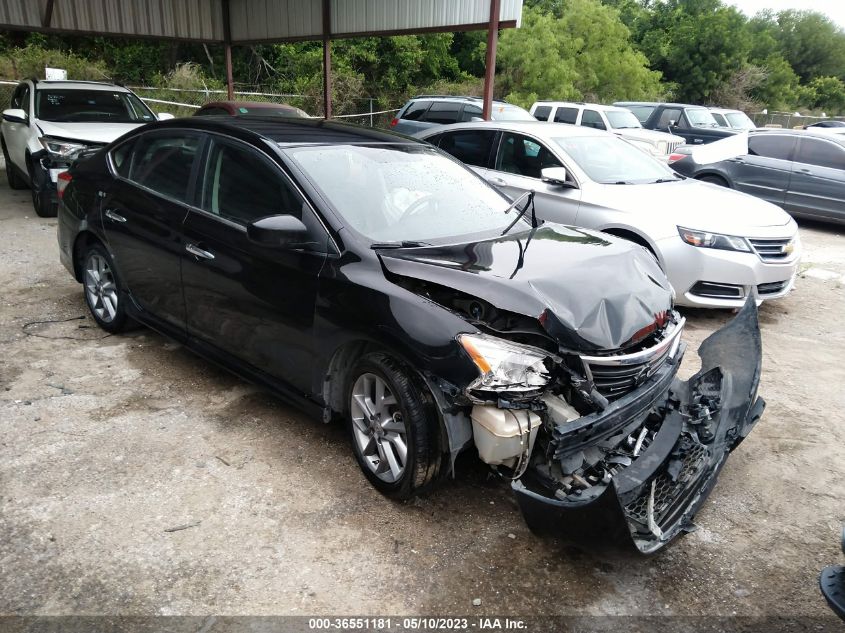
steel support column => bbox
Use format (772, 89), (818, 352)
(322, 0), (332, 119)
(482, 0), (501, 121)
(223, 0), (234, 100)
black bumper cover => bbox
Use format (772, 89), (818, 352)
(513, 296), (765, 553)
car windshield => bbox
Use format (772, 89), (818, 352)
(286, 144), (518, 243)
(686, 108), (720, 128)
(725, 112), (756, 130)
(490, 104), (537, 121)
(35, 89), (156, 123)
(605, 110), (642, 129)
(553, 135), (678, 184)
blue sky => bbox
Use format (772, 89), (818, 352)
(726, 1), (845, 29)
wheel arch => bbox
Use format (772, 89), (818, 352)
(694, 171), (732, 188)
(71, 230), (106, 282)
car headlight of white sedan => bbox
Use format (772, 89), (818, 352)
(678, 226), (751, 252)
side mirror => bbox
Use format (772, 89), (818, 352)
(2, 108), (27, 124)
(541, 166), (573, 187)
(247, 214), (310, 248)
(157, 112), (175, 121)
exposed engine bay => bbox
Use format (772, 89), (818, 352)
(379, 227), (765, 553)
(462, 298), (764, 553)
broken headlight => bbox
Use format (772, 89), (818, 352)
(39, 137), (87, 161)
(458, 333), (551, 392)
(678, 226), (751, 253)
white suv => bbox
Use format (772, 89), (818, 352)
(1, 79), (166, 216)
(529, 101), (685, 160)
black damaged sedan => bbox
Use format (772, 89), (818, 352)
(57, 117), (765, 553)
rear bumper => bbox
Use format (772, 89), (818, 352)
(514, 296), (764, 553)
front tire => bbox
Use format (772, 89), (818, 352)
(27, 156), (56, 217)
(347, 353), (443, 500)
(81, 243), (131, 333)
(1, 138), (26, 190)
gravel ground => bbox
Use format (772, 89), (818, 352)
(1, 174), (844, 621)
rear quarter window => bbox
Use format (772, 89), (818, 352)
(553, 107), (578, 124)
(400, 100), (431, 121)
(422, 102), (462, 125)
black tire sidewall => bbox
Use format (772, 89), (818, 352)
(82, 243), (129, 333)
(1, 138), (25, 190)
(346, 354), (440, 500)
(28, 157), (56, 217)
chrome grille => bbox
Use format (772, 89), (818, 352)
(749, 237), (795, 263)
(580, 318), (685, 400)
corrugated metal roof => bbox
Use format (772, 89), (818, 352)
(0, 0), (521, 44)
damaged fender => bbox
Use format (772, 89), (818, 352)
(513, 296), (765, 553)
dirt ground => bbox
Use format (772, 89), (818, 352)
(1, 173), (844, 621)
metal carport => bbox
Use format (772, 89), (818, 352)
(0, 0), (523, 119)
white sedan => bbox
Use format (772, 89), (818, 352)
(416, 121), (801, 308)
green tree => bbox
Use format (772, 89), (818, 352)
(636, 0), (752, 103)
(805, 76), (845, 114)
(497, 1), (663, 107)
(766, 10), (845, 82)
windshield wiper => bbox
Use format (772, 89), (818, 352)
(501, 190), (538, 236)
(370, 240), (431, 250)
(651, 176), (682, 183)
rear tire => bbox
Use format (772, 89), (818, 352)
(27, 156), (57, 217)
(81, 242), (131, 334)
(698, 174), (729, 188)
(1, 138), (26, 190)
(347, 353), (443, 500)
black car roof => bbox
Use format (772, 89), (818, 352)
(149, 115), (418, 146)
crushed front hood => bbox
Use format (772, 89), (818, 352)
(378, 225), (673, 352)
(36, 119), (144, 145)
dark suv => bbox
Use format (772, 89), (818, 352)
(615, 102), (738, 146)
(390, 95), (535, 135)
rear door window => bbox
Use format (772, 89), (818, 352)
(581, 109), (606, 130)
(533, 105), (552, 121)
(400, 100), (431, 121)
(422, 102), (462, 125)
(495, 133), (563, 179)
(436, 130), (497, 168)
(794, 138), (845, 170)
(128, 133), (200, 203)
(748, 135), (795, 161)
(553, 107), (578, 124)
(656, 108), (683, 129)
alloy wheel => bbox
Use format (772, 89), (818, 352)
(84, 252), (119, 323)
(350, 373), (408, 483)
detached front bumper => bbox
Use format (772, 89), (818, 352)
(513, 297), (765, 553)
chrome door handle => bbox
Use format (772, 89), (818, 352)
(104, 209), (127, 223)
(185, 243), (215, 260)
(488, 176), (507, 186)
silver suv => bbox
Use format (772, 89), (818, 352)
(1, 79), (165, 217)
(529, 101), (685, 160)
(390, 95), (535, 136)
